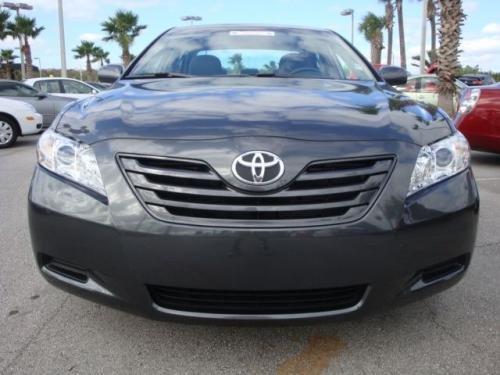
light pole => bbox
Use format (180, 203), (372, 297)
(181, 16), (202, 26)
(34, 57), (41, 77)
(341, 9), (354, 45)
(57, 0), (67, 77)
(419, 0), (427, 74)
(0, 2), (33, 80)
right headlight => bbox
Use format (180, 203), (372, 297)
(408, 132), (470, 196)
(37, 129), (106, 197)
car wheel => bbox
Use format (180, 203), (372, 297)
(0, 115), (18, 148)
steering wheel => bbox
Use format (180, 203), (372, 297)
(288, 67), (322, 76)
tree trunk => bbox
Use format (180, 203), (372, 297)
(122, 46), (131, 67)
(429, 15), (437, 62)
(437, 0), (465, 115)
(385, 0), (394, 65)
(86, 54), (92, 78)
(5, 63), (12, 79)
(387, 25), (393, 65)
(24, 36), (33, 79)
(396, 0), (406, 69)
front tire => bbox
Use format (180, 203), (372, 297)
(0, 115), (18, 148)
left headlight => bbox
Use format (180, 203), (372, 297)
(37, 129), (106, 197)
(408, 132), (470, 196)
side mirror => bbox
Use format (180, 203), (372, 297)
(97, 64), (124, 84)
(91, 89), (99, 94)
(378, 66), (408, 86)
(37, 93), (47, 100)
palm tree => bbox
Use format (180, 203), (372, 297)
(427, 0), (438, 63)
(437, 0), (465, 114)
(0, 49), (17, 79)
(381, 0), (394, 65)
(101, 10), (146, 66)
(228, 53), (244, 74)
(92, 47), (110, 67)
(262, 61), (277, 72)
(395, 0), (406, 69)
(358, 13), (385, 65)
(0, 10), (10, 40)
(6, 16), (44, 79)
(73, 41), (97, 77)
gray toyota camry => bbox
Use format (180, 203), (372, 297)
(29, 25), (479, 322)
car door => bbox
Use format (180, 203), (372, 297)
(0, 82), (55, 126)
(61, 80), (96, 99)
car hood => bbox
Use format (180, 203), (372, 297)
(56, 77), (452, 146)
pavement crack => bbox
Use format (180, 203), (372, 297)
(1, 295), (69, 374)
(424, 302), (483, 353)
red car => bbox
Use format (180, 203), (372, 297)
(455, 84), (500, 154)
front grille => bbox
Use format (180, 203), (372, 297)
(147, 284), (368, 315)
(118, 154), (394, 226)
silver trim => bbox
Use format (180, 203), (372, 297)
(152, 286), (371, 320)
(42, 265), (114, 297)
(231, 151), (285, 185)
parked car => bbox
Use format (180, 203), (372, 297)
(0, 80), (74, 128)
(24, 77), (100, 99)
(457, 74), (496, 86)
(455, 85), (500, 153)
(0, 97), (43, 148)
(30, 25), (478, 322)
(395, 74), (466, 107)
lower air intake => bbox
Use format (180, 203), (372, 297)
(147, 284), (368, 315)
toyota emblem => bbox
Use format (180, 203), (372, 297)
(231, 151), (285, 185)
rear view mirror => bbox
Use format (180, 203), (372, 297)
(378, 66), (408, 86)
(97, 64), (124, 84)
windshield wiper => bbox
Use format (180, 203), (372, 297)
(124, 72), (193, 79)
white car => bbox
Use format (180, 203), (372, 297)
(395, 74), (467, 108)
(24, 77), (100, 100)
(0, 98), (43, 148)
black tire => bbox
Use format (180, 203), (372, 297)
(0, 115), (18, 149)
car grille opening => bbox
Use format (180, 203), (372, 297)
(118, 154), (394, 226)
(147, 285), (368, 315)
(40, 254), (88, 283)
(420, 254), (469, 284)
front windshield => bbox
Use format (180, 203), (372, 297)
(127, 27), (376, 80)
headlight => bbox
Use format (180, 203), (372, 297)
(37, 129), (106, 197)
(408, 132), (470, 196)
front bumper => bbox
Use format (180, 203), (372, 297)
(28, 163), (479, 322)
(19, 113), (43, 135)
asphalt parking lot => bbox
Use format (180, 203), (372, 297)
(1, 135), (499, 375)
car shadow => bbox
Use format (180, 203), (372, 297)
(471, 151), (500, 166)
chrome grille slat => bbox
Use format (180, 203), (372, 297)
(295, 159), (393, 181)
(138, 188), (375, 212)
(118, 154), (394, 226)
(122, 158), (220, 181)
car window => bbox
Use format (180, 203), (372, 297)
(127, 28), (376, 81)
(62, 80), (93, 94)
(35, 80), (62, 93)
(398, 78), (418, 92)
(420, 77), (439, 93)
(0, 83), (38, 96)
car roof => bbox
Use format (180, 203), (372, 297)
(24, 77), (83, 83)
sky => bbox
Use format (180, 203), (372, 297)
(1, 0), (499, 73)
